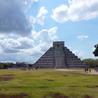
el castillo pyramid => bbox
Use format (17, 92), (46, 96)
(34, 41), (86, 68)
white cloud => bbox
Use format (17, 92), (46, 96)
(37, 6), (48, 25)
(48, 26), (58, 41)
(77, 35), (88, 40)
(17, 37), (34, 49)
(23, 0), (39, 11)
(32, 26), (58, 42)
(0, 26), (58, 62)
(51, 4), (69, 23)
(0, 35), (34, 54)
(51, 0), (98, 23)
(29, 6), (48, 26)
(29, 16), (36, 27)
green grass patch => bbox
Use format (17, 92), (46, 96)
(0, 69), (97, 98)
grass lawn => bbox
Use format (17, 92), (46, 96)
(0, 69), (98, 98)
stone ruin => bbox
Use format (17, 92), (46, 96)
(34, 41), (86, 68)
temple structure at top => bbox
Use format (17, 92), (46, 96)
(34, 41), (86, 68)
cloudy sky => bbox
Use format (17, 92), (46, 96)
(0, 0), (98, 63)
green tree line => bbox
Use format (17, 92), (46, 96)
(0, 63), (15, 69)
(82, 58), (98, 68)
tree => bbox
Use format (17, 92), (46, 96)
(83, 59), (97, 68)
(0, 62), (15, 69)
(93, 44), (98, 56)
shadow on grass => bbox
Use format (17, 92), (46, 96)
(43, 92), (93, 98)
(69, 85), (98, 88)
(43, 92), (69, 98)
(0, 74), (14, 81)
(0, 93), (29, 98)
(84, 95), (93, 98)
(46, 79), (55, 82)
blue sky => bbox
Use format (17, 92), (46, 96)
(0, 0), (98, 63)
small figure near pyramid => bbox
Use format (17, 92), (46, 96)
(34, 41), (86, 68)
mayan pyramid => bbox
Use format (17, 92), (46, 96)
(34, 41), (86, 68)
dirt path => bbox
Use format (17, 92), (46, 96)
(55, 69), (98, 75)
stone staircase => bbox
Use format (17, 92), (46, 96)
(34, 47), (54, 68)
(64, 47), (86, 67)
